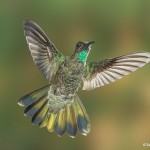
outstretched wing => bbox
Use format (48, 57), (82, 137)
(23, 20), (65, 80)
(82, 52), (150, 90)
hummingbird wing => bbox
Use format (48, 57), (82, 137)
(23, 20), (65, 80)
(82, 52), (150, 90)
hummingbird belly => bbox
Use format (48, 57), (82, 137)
(53, 60), (85, 99)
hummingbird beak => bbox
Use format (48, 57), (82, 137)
(86, 41), (95, 52)
(87, 41), (95, 47)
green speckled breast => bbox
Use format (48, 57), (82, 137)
(53, 57), (85, 98)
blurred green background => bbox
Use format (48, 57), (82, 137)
(1, 0), (150, 150)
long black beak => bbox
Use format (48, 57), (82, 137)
(87, 41), (95, 46)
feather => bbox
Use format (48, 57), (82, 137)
(47, 113), (57, 132)
(54, 109), (67, 136)
(18, 85), (49, 107)
(32, 100), (49, 125)
(66, 103), (77, 138)
(83, 52), (150, 90)
(75, 96), (90, 136)
(24, 94), (47, 116)
(23, 20), (64, 81)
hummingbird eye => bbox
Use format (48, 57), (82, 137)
(76, 43), (81, 49)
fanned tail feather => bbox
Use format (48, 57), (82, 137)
(18, 85), (50, 125)
(18, 85), (50, 107)
(75, 96), (91, 135)
(18, 86), (90, 137)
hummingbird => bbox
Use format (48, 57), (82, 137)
(18, 20), (150, 138)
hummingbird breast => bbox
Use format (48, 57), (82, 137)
(53, 57), (85, 98)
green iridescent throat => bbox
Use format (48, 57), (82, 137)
(78, 50), (88, 63)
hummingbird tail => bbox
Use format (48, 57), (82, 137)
(47, 95), (91, 137)
(18, 85), (50, 123)
(18, 86), (90, 137)
(72, 95), (91, 136)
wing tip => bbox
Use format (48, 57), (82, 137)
(23, 20), (35, 26)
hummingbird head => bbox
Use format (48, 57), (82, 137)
(74, 41), (95, 63)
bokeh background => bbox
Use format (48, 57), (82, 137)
(1, 0), (150, 150)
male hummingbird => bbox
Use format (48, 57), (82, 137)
(18, 20), (150, 138)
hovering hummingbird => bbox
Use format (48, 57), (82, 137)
(18, 20), (150, 138)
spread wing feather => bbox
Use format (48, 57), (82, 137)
(23, 20), (64, 80)
(83, 52), (150, 90)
